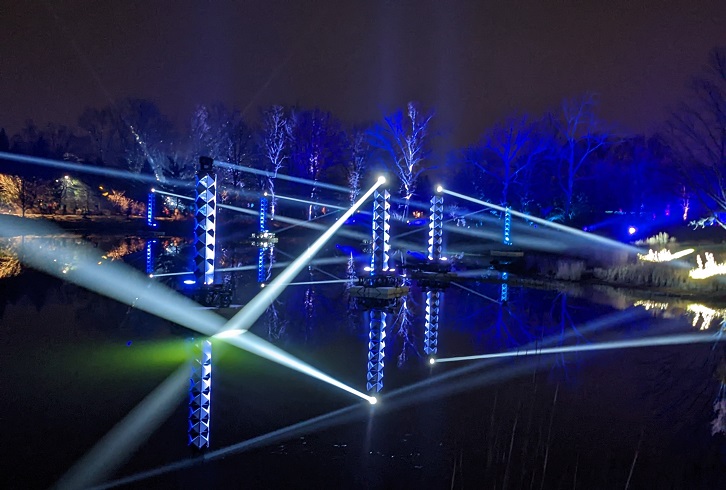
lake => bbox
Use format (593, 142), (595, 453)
(1, 232), (725, 489)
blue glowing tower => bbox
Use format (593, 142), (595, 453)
(145, 239), (155, 275)
(188, 338), (212, 449)
(425, 194), (444, 356)
(503, 207), (512, 246)
(194, 157), (217, 285)
(500, 272), (509, 303)
(367, 309), (386, 392)
(427, 195), (444, 260)
(370, 189), (391, 272)
(147, 191), (157, 228)
(257, 197), (268, 283)
(366, 189), (391, 393)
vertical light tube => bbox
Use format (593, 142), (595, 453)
(147, 192), (157, 228)
(424, 290), (441, 356)
(366, 310), (386, 392)
(428, 195), (444, 260)
(188, 339), (212, 449)
(503, 207), (512, 246)
(370, 189), (391, 272)
(195, 157), (217, 285)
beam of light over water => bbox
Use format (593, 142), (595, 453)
(0, 151), (192, 188)
(155, 257), (350, 277)
(450, 282), (500, 304)
(441, 188), (643, 254)
(434, 331), (725, 364)
(94, 308), (650, 488)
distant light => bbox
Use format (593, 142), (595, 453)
(126, 341), (132, 347)
(368, 396), (378, 405)
(263, 191), (268, 197)
(436, 185), (443, 193)
(64, 175), (70, 179)
(628, 226), (637, 235)
(183, 279), (196, 285)
(429, 358), (436, 365)
(440, 257), (448, 261)
(377, 175), (386, 184)
(260, 283), (266, 288)
(363, 266), (372, 272)
(150, 187), (155, 192)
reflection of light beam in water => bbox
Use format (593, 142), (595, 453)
(450, 282), (500, 304)
(98, 308), (651, 489)
(152, 257), (350, 278)
(90, 404), (364, 490)
(287, 279), (350, 286)
(56, 366), (189, 490)
(441, 188), (642, 254)
(434, 332), (725, 364)
(0, 152), (191, 188)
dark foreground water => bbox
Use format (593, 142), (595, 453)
(2, 236), (726, 489)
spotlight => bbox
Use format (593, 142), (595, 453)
(429, 358), (436, 365)
(260, 283), (266, 288)
(183, 279), (196, 285)
(377, 175), (386, 184)
(151, 187), (155, 193)
(628, 226), (637, 235)
(436, 185), (443, 193)
(369, 396), (378, 405)
(263, 191), (268, 197)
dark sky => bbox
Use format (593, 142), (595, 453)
(1, 0), (724, 149)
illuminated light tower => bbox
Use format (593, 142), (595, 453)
(188, 338), (212, 449)
(370, 189), (391, 272)
(257, 197), (268, 284)
(367, 309), (386, 392)
(145, 239), (156, 275)
(147, 190), (157, 228)
(428, 194), (444, 260)
(503, 206), (512, 246)
(500, 272), (509, 303)
(424, 192), (444, 356)
(194, 157), (217, 285)
(424, 290), (440, 356)
(367, 187), (391, 393)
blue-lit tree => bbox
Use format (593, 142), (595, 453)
(369, 101), (434, 219)
(346, 128), (370, 206)
(260, 105), (293, 218)
(289, 108), (345, 220)
(546, 94), (609, 222)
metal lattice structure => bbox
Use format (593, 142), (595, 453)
(194, 157), (217, 285)
(188, 339), (212, 449)
(428, 195), (444, 260)
(147, 192), (157, 228)
(424, 290), (441, 355)
(370, 189), (391, 272)
(145, 239), (155, 275)
(500, 271), (509, 303)
(366, 310), (386, 392)
(258, 197), (268, 283)
(503, 207), (512, 246)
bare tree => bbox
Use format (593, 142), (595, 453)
(289, 108), (344, 220)
(665, 46), (726, 227)
(370, 101), (434, 218)
(260, 105), (292, 217)
(346, 128), (370, 206)
(548, 94), (608, 221)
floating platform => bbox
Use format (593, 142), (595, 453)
(348, 285), (410, 299)
(491, 250), (524, 258)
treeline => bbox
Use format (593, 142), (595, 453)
(0, 47), (724, 227)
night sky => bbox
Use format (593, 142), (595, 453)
(1, 0), (724, 149)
